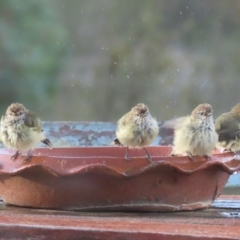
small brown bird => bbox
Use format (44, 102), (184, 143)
(0, 103), (52, 160)
(215, 103), (240, 153)
(112, 103), (159, 162)
(171, 103), (218, 160)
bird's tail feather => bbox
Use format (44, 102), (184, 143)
(110, 138), (123, 146)
(41, 138), (52, 149)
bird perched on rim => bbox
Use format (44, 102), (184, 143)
(215, 103), (240, 153)
(0, 103), (52, 160)
(171, 103), (218, 161)
(111, 103), (159, 162)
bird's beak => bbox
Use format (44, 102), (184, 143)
(140, 109), (147, 114)
(207, 112), (212, 117)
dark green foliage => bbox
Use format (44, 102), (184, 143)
(0, 0), (67, 114)
(1, 0), (240, 121)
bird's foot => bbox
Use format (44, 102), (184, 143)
(204, 155), (212, 161)
(143, 147), (152, 163)
(11, 150), (20, 160)
(223, 148), (231, 153)
(186, 151), (195, 161)
(232, 150), (240, 155)
(124, 154), (130, 161)
(169, 152), (177, 157)
(24, 150), (32, 161)
(125, 147), (130, 161)
(223, 149), (240, 155)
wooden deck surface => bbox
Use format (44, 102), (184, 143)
(0, 195), (239, 240)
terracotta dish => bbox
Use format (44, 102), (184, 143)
(0, 145), (238, 211)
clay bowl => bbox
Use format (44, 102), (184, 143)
(0, 146), (239, 212)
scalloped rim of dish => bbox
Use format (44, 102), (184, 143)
(0, 146), (239, 177)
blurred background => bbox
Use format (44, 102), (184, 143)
(0, 0), (240, 122)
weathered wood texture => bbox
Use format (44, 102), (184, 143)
(0, 195), (239, 240)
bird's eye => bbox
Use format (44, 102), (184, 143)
(200, 112), (204, 115)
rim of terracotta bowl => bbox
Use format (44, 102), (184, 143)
(0, 146), (239, 177)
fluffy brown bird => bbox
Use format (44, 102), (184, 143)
(0, 103), (52, 160)
(215, 103), (240, 153)
(171, 103), (218, 160)
(112, 103), (159, 162)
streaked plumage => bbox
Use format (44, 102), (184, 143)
(0, 103), (52, 160)
(112, 103), (159, 162)
(172, 103), (218, 160)
(215, 103), (240, 152)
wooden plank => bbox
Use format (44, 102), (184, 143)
(0, 195), (239, 239)
(212, 195), (240, 209)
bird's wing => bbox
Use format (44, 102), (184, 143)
(23, 111), (43, 132)
(174, 116), (189, 131)
(0, 115), (5, 126)
(215, 113), (240, 142)
(117, 115), (127, 128)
